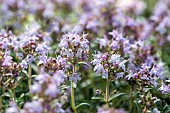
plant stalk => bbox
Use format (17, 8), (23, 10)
(8, 89), (16, 101)
(71, 81), (76, 113)
(71, 64), (76, 113)
(28, 64), (32, 99)
(129, 84), (132, 112)
(0, 79), (3, 110)
(0, 95), (2, 110)
(105, 77), (109, 108)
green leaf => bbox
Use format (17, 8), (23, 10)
(31, 75), (37, 78)
(0, 87), (3, 96)
(163, 105), (170, 113)
(143, 87), (153, 92)
(134, 100), (142, 113)
(92, 97), (104, 101)
(109, 93), (126, 102)
(164, 109), (170, 113)
(32, 64), (39, 73)
(76, 103), (91, 109)
(78, 62), (90, 68)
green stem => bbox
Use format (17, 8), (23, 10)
(0, 95), (2, 110)
(71, 64), (76, 113)
(129, 84), (132, 112)
(0, 80), (3, 110)
(105, 77), (109, 108)
(71, 81), (76, 113)
(28, 64), (32, 99)
(8, 89), (16, 101)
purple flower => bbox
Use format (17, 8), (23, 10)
(38, 55), (47, 65)
(22, 100), (43, 113)
(140, 74), (150, 81)
(30, 83), (42, 94)
(6, 102), (19, 113)
(16, 53), (24, 59)
(108, 54), (121, 64)
(159, 82), (170, 94)
(36, 73), (50, 84)
(116, 72), (124, 79)
(59, 31), (89, 60)
(108, 30), (119, 38)
(62, 49), (74, 58)
(57, 55), (66, 66)
(52, 70), (66, 85)
(76, 48), (83, 58)
(125, 71), (135, 80)
(69, 73), (81, 83)
(1, 38), (10, 49)
(118, 60), (128, 71)
(25, 54), (35, 64)
(54, 103), (65, 113)
(20, 60), (28, 69)
(153, 108), (160, 113)
(45, 83), (60, 98)
(96, 35), (109, 49)
(2, 51), (12, 67)
(35, 42), (51, 55)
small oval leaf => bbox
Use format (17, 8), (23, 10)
(92, 97), (104, 101)
(78, 62), (90, 68)
(76, 103), (90, 109)
(109, 93), (126, 102)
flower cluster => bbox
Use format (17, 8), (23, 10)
(59, 31), (89, 61)
(91, 52), (127, 79)
(1, 0), (170, 113)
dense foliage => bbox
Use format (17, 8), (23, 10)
(0, 0), (170, 113)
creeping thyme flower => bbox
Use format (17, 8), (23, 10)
(69, 73), (81, 83)
(30, 83), (42, 94)
(35, 42), (51, 55)
(2, 51), (12, 67)
(45, 83), (60, 98)
(21, 100), (43, 113)
(159, 82), (170, 94)
(59, 31), (89, 61)
(6, 102), (19, 113)
(91, 52), (127, 79)
(37, 55), (66, 74)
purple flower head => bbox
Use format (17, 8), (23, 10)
(108, 30), (119, 38)
(86, 19), (101, 32)
(96, 35), (109, 49)
(20, 60), (28, 69)
(116, 72), (124, 79)
(45, 83), (60, 98)
(125, 70), (135, 80)
(35, 42), (51, 55)
(76, 48), (83, 58)
(6, 102), (19, 113)
(16, 53), (24, 59)
(2, 51), (12, 67)
(22, 100), (43, 113)
(59, 31), (89, 60)
(30, 83), (42, 94)
(36, 73), (50, 84)
(159, 82), (170, 94)
(1, 38), (10, 49)
(54, 103), (65, 113)
(38, 55), (47, 65)
(57, 55), (66, 66)
(25, 54), (35, 64)
(52, 70), (66, 86)
(108, 54), (121, 64)
(69, 73), (81, 83)
(91, 52), (109, 78)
